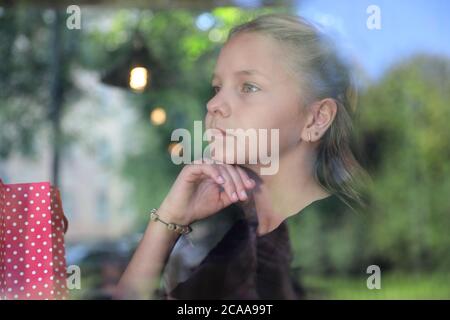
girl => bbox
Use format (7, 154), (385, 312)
(115, 13), (367, 300)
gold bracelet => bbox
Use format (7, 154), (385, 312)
(149, 208), (192, 235)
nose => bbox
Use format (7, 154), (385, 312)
(206, 91), (231, 118)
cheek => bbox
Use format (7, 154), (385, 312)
(258, 103), (302, 152)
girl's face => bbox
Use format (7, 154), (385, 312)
(205, 32), (307, 165)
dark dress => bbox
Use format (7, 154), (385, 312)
(158, 194), (342, 300)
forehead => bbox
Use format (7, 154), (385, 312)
(214, 32), (287, 79)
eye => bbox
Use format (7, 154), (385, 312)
(212, 85), (221, 94)
(242, 83), (260, 93)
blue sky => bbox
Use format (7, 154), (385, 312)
(296, 0), (450, 79)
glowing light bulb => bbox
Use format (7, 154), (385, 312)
(129, 67), (148, 91)
(150, 107), (166, 126)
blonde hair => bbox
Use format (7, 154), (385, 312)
(228, 14), (368, 209)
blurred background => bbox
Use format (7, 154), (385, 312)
(0, 0), (449, 299)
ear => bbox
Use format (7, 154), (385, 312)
(301, 98), (337, 142)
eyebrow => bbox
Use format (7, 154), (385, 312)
(212, 69), (269, 81)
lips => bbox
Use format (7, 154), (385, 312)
(214, 127), (235, 137)
(216, 128), (226, 136)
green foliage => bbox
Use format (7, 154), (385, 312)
(303, 272), (450, 299)
(0, 7), (80, 159)
(358, 55), (450, 272)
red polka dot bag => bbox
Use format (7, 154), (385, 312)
(0, 179), (69, 300)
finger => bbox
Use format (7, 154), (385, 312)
(216, 165), (239, 203)
(223, 165), (248, 201)
(235, 165), (255, 189)
(184, 163), (225, 185)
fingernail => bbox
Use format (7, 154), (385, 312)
(232, 192), (238, 202)
(217, 176), (225, 184)
(240, 190), (247, 199)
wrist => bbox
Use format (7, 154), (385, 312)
(149, 208), (192, 235)
(157, 203), (191, 226)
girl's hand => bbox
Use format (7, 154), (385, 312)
(157, 159), (256, 226)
